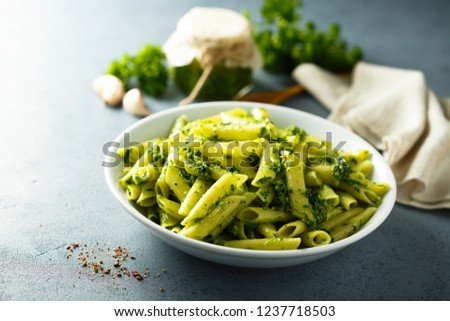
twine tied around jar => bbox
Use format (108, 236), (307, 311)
(178, 41), (257, 106)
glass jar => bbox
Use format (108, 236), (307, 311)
(163, 7), (261, 101)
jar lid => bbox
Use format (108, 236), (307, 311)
(163, 7), (261, 69)
(177, 7), (251, 48)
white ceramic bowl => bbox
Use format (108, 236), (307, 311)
(104, 102), (396, 268)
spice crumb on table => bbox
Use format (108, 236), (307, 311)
(64, 242), (168, 291)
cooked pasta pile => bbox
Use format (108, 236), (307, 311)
(117, 108), (390, 250)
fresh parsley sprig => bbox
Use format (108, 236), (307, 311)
(246, 0), (363, 73)
(108, 44), (169, 97)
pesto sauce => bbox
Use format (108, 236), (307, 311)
(274, 175), (292, 213)
(303, 188), (328, 229)
(285, 125), (307, 141)
(123, 148), (131, 166)
(331, 155), (352, 180)
(173, 59), (253, 99)
(184, 147), (212, 181)
(178, 168), (196, 185)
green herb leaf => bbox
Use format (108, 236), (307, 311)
(107, 44), (169, 97)
(247, 0), (363, 73)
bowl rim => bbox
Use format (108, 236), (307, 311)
(104, 101), (397, 259)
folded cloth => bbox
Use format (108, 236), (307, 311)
(293, 62), (450, 209)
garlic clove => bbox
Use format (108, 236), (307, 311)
(92, 74), (125, 107)
(123, 89), (150, 117)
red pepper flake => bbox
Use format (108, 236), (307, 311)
(66, 242), (150, 287)
(114, 247), (123, 257)
(132, 271), (143, 281)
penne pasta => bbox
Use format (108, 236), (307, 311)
(305, 170), (323, 187)
(237, 207), (293, 224)
(181, 173), (247, 227)
(336, 191), (358, 210)
(165, 163), (191, 202)
(300, 230), (331, 247)
(318, 184), (340, 207)
(256, 184), (275, 206)
(321, 207), (365, 232)
(180, 193), (255, 240)
(256, 223), (279, 238)
(117, 108), (390, 251)
(251, 144), (280, 187)
(179, 179), (211, 216)
(329, 207), (377, 241)
(277, 220), (308, 238)
(224, 238), (301, 250)
(156, 195), (184, 221)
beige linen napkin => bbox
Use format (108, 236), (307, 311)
(293, 62), (450, 209)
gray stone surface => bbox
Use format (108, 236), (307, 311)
(0, 0), (449, 300)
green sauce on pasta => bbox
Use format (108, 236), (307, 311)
(117, 108), (390, 250)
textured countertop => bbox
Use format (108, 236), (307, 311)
(1, 0), (449, 300)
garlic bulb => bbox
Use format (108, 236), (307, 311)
(92, 75), (125, 106)
(123, 89), (150, 116)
